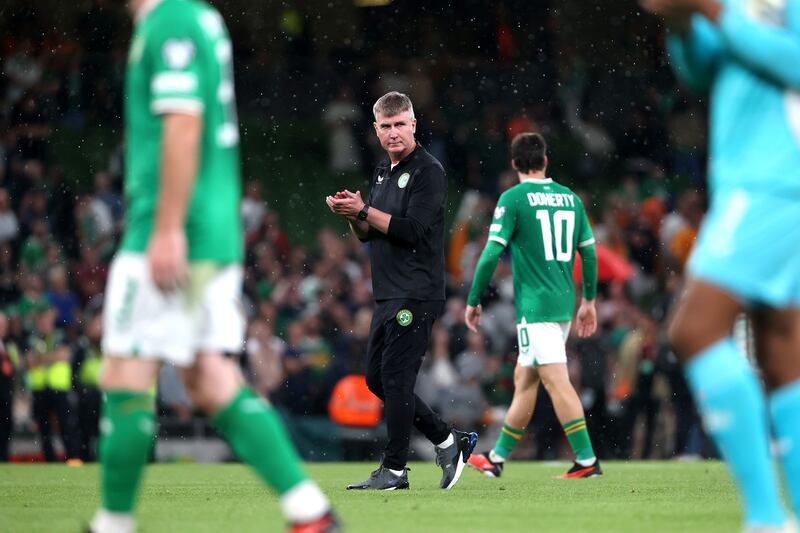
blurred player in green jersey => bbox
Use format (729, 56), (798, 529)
(89, 1), (338, 532)
(465, 133), (601, 479)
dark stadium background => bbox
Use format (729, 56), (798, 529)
(0, 0), (713, 464)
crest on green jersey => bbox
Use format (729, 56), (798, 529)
(398, 173), (410, 189)
(494, 206), (506, 219)
(163, 39), (196, 69)
(396, 309), (413, 327)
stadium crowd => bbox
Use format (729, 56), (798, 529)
(0, 1), (711, 463)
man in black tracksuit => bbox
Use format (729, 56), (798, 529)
(327, 91), (477, 490)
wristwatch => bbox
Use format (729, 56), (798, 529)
(357, 204), (370, 221)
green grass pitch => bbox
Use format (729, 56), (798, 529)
(1, 461), (742, 532)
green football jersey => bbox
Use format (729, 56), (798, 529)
(488, 178), (595, 322)
(122, 0), (242, 263)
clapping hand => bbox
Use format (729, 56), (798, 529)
(325, 190), (365, 220)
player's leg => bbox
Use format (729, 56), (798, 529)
(496, 364), (539, 460)
(90, 253), (178, 533)
(469, 364), (540, 477)
(181, 352), (335, 529)
(668, 279), (787, 528)
(537, 362), (600, 477)
(91, 356), (160, 533)
(754, 307), (800, 517)
(190, 264), (336, 530)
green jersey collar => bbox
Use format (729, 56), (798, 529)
(520, 177), (553, 184)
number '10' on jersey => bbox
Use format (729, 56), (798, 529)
(488, 178), (595, 323)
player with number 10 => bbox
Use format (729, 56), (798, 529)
(464, 133), (602, 479)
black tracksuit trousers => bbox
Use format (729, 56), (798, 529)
(365, 299), (450, 470)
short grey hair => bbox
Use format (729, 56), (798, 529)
(373, 91), (415, 120)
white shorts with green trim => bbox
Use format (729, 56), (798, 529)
(102, 253), (245, 366)
(516, 320), (571, 367)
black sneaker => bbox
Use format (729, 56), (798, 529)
(346, 464), (410, 490)
(558, 460), (603, 479)
(435, 429), (478, 489)
(467, 451), (504, 478)
(287, 511), (342, 533)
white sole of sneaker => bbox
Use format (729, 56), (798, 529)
(445, 457), (467, 490)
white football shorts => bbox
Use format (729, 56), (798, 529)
(516, 320), (571, 367)
(102, 252), (245, 366)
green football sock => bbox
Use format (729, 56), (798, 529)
(99, 391), (156, 513)
(563, 418), (595, 462)
(493, 424), (524, 460)
(212, 387), (307, 495)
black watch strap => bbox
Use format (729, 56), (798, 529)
(357, 204), (370, 221)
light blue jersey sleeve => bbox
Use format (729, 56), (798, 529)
(717, 1), (800, 89)
(666, 15), (725, 92)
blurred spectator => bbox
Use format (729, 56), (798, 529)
(338, 306), (372, 375)
(439, 297), (469, 361)
(45, 265), (79, 330)
(300, 312), (337, 411)
(19, 218), (51, 273)
(406, 61), (434, 112)
(3, 39), (44, 107)
(322, 85), (363, 174)
(442, 331), (489, 429)
(245, 318), (286, 399)
(18, 186), (49, 235)
(416, 326), (458, 410)
(0, 244), (18, 307)
(46, 166), (78, 255)
(73, 313), (103, 461)
(10, 94), (52, 160)
(92, 171), (123, 227)
(75, 193), (115, 260)
(279, 319), (315, 415)
(0, 189), (19, 244)
(241, 180), (267, 244)
(662, 190), (704, 273)
(25, 307), (79, 462)
(0, 312), (16, 461)
(73, 247), (108, 305)
(15, 272), (48, 330)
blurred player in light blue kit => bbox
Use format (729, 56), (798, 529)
(643, 0), (800, 531)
